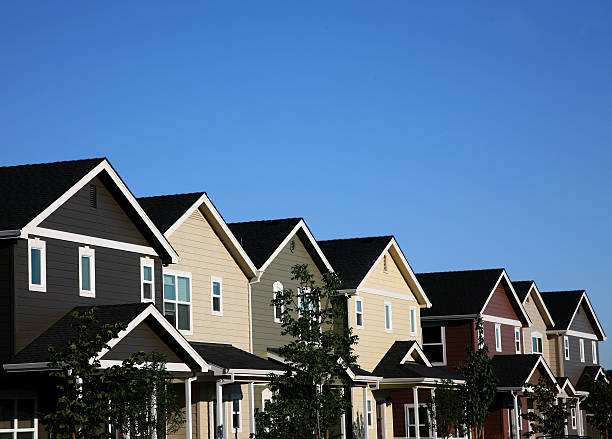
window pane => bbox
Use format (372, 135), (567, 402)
(419, 426), (430, 437)
(164, 275), (176, 300)
(164, 303), (176, 326)
(356, 301), (362, 313)
(410, 310), (416, 332)
(423, 345), (444, 363)
(143, 266), (152, 282)
(385, 306), (390, 329)
(422, 327), (442, 344)
(213, 281), (221, 296)
(408, 408), (414, 424)
(213, 296), (221, 312)
(178, 304), (190, 331)
(0, 399), (12, 429)
(17, 433), (35, 439)
(356, 313), (363, 327)
(143, 283), (152, 300)
(409, 426), (416, 437)
(31, 248), (41, 285)
(0, 434), (13, 439)
(178, 277), (190, 302)
(17, 399), (34, 428)
(275, 304), (282, 320)
(81, 256), (91, 290)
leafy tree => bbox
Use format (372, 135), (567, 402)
(522, 376), (569, 437)
(425, 379), (465, 439)
(456, 316), (498, 439)
(583, 372), (612, 439)
(255, 264), (358, 439)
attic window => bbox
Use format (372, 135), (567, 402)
(89, 184), (97, 208)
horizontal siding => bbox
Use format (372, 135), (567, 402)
(0, 241), (12, 362)
(361, 249), (413, 296)
(102, 321), (181, 362)
(564, 335), (597, 383)
(522, 294), (552, 363)
(569, 303), (597, 335)
(439, 319), (474, 371)
(483, 281), (520, 320)
(484, 321), (518, 357)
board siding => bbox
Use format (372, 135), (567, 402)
(563, 335), (596, 383)
(483, 281), (520, 320)
(522, 292), (552, 364)
(569, 303), (597, 335)
(438, 319), (475, 371)
(102, 321), (182, 362)
(0, 241), (13, 362)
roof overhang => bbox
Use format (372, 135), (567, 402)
(522, 282), (555, 328)
(480, 270), (531, 327)
(380, 377), (465, 386)
(566, 292), (607, 341)
(523, 356), (562, 394)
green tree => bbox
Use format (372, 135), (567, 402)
(255, 264), (358, 439)
(583, 372), (612, 439)
(425, 379), (465, 439)
(522, 376), (569, 437)
(456, 316), (498, 439)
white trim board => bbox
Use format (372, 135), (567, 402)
(566, 292), (607, 341)
(521, 282), (555, 328)
(399, 342), (432, 367)
(357, 287), (417, 302)
(482, 314), (523, 327)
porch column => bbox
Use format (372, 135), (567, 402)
(512, 392), (520, 439)
(340, 388), (346, 439)
(185, 377), (196, 439)
(216, 381), (224, 439)
(431, 388), (437, 439)
(413, 387), (420, 439)
(561, 398), (568, 436)
(363, 387), (369, 439)
(576, 399), (582, 436)
(249, 382), (255, 436)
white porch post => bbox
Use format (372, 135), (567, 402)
(185, 377), (196, 439)
(249, 382), (255, 436)
(431, 388), (437, 439)
(512, 392), (520, 439)
(216, 381), (224, 439)
(576, 399), (582, 436)
(363, 387), (369, 439)
(562, 398), (568, 436)
(340, 388), (346, 439)
(413, 387), (420, 439)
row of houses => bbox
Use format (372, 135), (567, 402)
(0, 158), (607, 439)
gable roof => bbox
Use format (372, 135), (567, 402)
(138, 192), (257, 278)
(0, 158), (179, 263)
(575, 366), (608, 391)
(319, 236), (431, 307)
(228, 218), (333, 273)
(189, 342), (284, 377)
(513, 281), (555, 328)
(491, 354), (559, 390)
(541, 290), (606, 340)
(512, 281), (533, 302)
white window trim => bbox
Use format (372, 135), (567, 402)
(423, 325), (447, 366)
(211, 276), (223, 316)
(78, 246), (96, 298)
(410, 306), (417, 336)
(384, 301), (393, 333)
(564, 336), (570, 360)
(355, 297), (364, 330)
(531, 331), (543, 354)
(273, 281), (284, 323)
(228, 398), (242, 433)
(0, 396), (38, 437)
(366, 397), (374, 429)
(591, 341), (597, 364)
(495, 323), (502, 352)
(515, 327), (522, 354)
(261, 388), (272, 411)
(570, 407), (577, 429)
(140, 256), (155, 303)
(163, 269), (193, 335)
(28, 237), (46, 292)
(579, 339), (585, 363)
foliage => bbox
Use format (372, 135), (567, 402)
(522, 376), (569, 437)
(583, 372), (612, 439)
(255, 264), (358, 439)
(425, 379), (465, 439)
(456, 316), (498, 439)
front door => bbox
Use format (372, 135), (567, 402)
(376, 402), (385, 438)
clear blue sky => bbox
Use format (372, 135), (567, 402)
(1, 2), (611, 366)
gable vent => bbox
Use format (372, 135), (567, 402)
(89, 184), (97, 208)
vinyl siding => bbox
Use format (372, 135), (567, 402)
(569, 303), (598, 334)
(165, 208), (251, 351)
(484, 320), (519, 356)
(251, 234), (323, 358)
(483, 281), (520, 320)
(434, 319), (475, 371)
(564, 335), (594, 383)
(0, 241), (13, 362)
(522, 293), (552, 364)
(101, 321), (182, 362)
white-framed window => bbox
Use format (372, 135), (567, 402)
(404, 403), (430, 438)
(28, 238), (46, 292)
(0, 397), (37, 438)
(384, 302), (392, 332)
(140, 257), (155, 303)
(355, 297), (364, 329)
(570, 407), (577, 429)
(78, 246), (95, 298)
(410, 306), (417, 336)
(298, 287), (318, 322)
(366, 398), (373, 429)
(211, 276), (223, 316)
(515, 327), (521, 354)
(495, 324), (502, 352)
(591, 341), (597, 364)
(273, 281), (283, 323)
(579, 339), (585, 363)
(531, 332), (543, 354)
(564, 336), (570, 360)
(262, 388), (272, 412)
(229, 398), (242, 433)
(163, 270), (192, 333)
(422, 325), (446, 365)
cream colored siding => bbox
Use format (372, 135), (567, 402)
(522, 293), (552, 365)
(167, 208), (250, 350)
(361, 250), (413, 296)
(251, 234), (324, 357)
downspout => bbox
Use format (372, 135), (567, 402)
(511, 391), (520, 439)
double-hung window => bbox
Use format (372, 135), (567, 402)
(495, 324), (502, 352)
(531, 333), (543, 354)
(163, 270), (192, 333)
(211, 277), (223, 316)
(422, 326), (446, 365)
(514, 327), (521, 354)
(410, 306), (417, 336)
(366, 398), (373, 429)
(384, 302), (392, 332)
(579, 339), (585, 362)
(405, 404), (429, 438)
(355, 298), (364, 329)
(0, 397), (37, 438)
(591, 341), (597, 364)
(564, 336), (570, 360)
(273, 281), (283, 323)
(28, 238), (46, 292)
(140, 257), (155, 303)
(230, 398), (242, 433)
(78, 246), (95, 298)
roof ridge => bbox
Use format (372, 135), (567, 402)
(0, 157), (106, 169)
(319, 235), (394, 243)
(137, 191), (206, 200)
(417, 267), (504, 275)
(229, 217), (303, 225)
(541, 289), (584, 295)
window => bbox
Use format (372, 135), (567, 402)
(405, 404), (430, 438)
(564, 336), (570, 360)
(355, 298), (364, 329)
(78, 246), (95, 297)
(571, 407), (577, 429)
(366, 398), (373, 429)
(262, 388), (272, 412)
(211, 277), (222, 316)
(422, 326), (446, 365)
(515, 327), (521, 354)
(592, 341), (597, 364)
(163, 270), (192, 333)
(140, 257), (155, 303)
(410, 306), (417, 336)
(531, 333), (543, 354)
(230, 398), (241, 433)
(28, 238), (46, 292)
(579, 339), (585, 363)
(0, 397), (37, 438)
(384, 302), (392, 332)
(495, 324), (502, 352)
(273, 281), (283, 323)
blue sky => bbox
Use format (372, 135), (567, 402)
(1, 2), (611, 366)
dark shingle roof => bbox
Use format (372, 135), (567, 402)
(491, 354), (542, 387)
(190, 342), (284, 372)
(416, 269), (504, 317)
(512, 281), (534, 302)
(575, 366), (604, 391)
(138, 192), (206, 233)
(228, 218), (302, 268)
(6, 303), (150, 364)
(0, 158), (105, 230)
(318, 236), (393, 289)
(540, 290), (584, 330)
(372, 341), (463, 380)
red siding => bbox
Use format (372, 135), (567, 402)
(391, 389), (432, 438)
(485, 407), (507, 439)
(483, 280), (520, 320)
(441, 320), (475, 372)
(483, 321), (520, 357)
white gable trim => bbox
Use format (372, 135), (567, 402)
(399, 342), (432, 367)
(523, 282), (555, 328)
(566, 292), (607, 341)
(20, 160), (179, 263)
(480, 270), (531, 327)
(523, 356), (561, 393)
